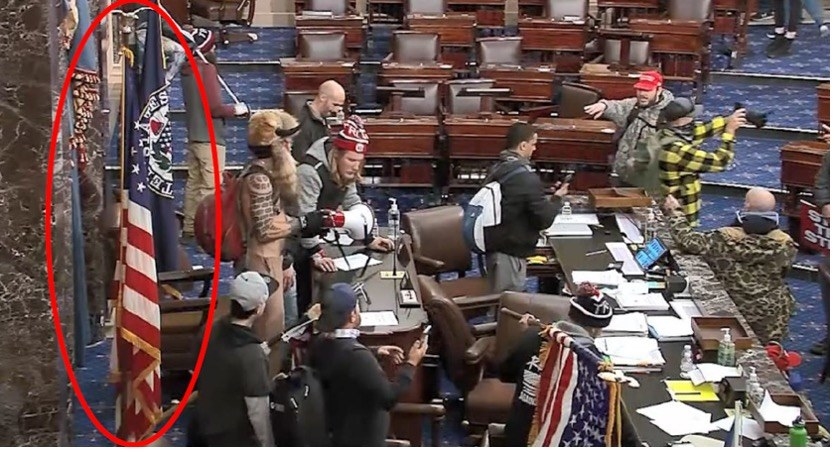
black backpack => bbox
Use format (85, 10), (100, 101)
(270, 365), (330, 446)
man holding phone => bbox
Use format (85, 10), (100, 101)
(308, 283), (428, 446)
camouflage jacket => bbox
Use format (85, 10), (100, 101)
(601, 89), (674, 177)
(668, 211), (798, 341)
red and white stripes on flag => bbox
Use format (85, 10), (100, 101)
(529, 333), (579, 447)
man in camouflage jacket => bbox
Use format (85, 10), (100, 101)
(663, 190), (798, 342)
(584, 71), (674, 181)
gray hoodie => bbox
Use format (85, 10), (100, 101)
(296, 137), (363, 251)
(600, 89), (674, 178)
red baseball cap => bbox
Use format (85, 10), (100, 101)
(633, 70), (663, 91)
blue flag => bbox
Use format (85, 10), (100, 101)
(135, 3), (179, 273)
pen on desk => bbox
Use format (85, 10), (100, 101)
(585, 249), (608, 256)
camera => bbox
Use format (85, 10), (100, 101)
(733, 102), (769, 128)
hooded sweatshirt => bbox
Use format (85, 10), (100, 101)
(194, 318), (271, 445)
(296, 137), (364, 252)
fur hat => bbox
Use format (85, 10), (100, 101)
(332, 115), (370, 154)
(569, 282), (614, 328)
(247, 109), (299, 148)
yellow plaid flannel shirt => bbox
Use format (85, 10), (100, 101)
(658, 116), (736, 227)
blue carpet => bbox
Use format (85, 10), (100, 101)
(84, 22), (830, 446)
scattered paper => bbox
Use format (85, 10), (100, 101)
(618, 280), (649, 294)
(710, 416), (765, 441)
(334, 254), (382, 272)
(759, 391), (802, 427)
(688, 363), (741, 386)
(572, 270), (625, 287)
(616, 292), (670, 311)
(544, 223), (593, 236)
(616, 213), (644, 244)
(606, 242), (644, 276)
(595, 337), (665, 366)
(637, 401), (715, 436)
(602, 313), (648, 337)
(670, 299), (702, 321)
(665, 380), (720, 402)
(359, 311), (398, 327)
(550, 213), (601, 226)
(648, 316), (694, 340)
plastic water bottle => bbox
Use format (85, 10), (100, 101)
(680, 344), (695, 378)
(746, 367), (763, 407)
(560, 201), (573, 219)
(387, 198), (400, 241)
(644, 209), (657, 242)
(717, 328), (736, 367)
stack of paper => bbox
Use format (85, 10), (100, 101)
(665, 380), (720, 402)
(359, 311), (399, 327)
(544, 223), (593, 236)
(615, 292), (670, 311)
(616, 213), (645, 244)
(688, 363), (742, 386)
(636, 401), (716, 436)
(601, 313), (649, 337)
(594, 336), (665, 367)
(551, 213), (601, 225)
(670, 299), (702, 322)
(334, 254), (382, 272)
(571, 270), (625, 287)
(605, 242), (644, 276)
(648, 316), (694, 341)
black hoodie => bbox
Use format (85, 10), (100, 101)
(483, 151), (562, 258)
(194, 318), (272, 445)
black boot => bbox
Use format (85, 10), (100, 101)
(766, 35), (792, 58)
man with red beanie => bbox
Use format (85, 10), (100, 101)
(293, 116), (395, 311)
(583, 70), (674, 185)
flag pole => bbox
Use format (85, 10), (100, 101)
(116, 6), (243, 104)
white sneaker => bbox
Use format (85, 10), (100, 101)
(821, 24), (830, 37)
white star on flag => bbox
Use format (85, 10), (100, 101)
(137, 182), (146, 192)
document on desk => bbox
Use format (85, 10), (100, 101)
(605, 242), (644, 276)
(688, 363), (741, 386)
(710, 416), (765, 441)
(334, 254), (383, 272)
(669, 299), (702, 322)
(647, 316), (694, 341)
(359, 311), (399, 327)
(543, 223), (593, 237)
(637, 400), (715, 436)
(594, 336), (665, 367)
(571, 270), (624, 287)
(550, 213), (600, 225)
(615, 292), (670, 311)
(759, 390), (802, 427)
(665, 380), (720, 402)
(615, 213), (644, 244)
(601, 312), (648, 337)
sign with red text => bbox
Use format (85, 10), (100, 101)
(799, 200), (830, 255)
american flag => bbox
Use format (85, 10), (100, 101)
(108, 16), (169, 440)
(528, 330), (619, 447)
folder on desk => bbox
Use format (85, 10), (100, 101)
(594, 336), (665, 367)
(601, 312), (649, 337)
(543, 223), (593, 237)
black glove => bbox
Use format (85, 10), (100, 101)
(300, 210), (328, 238)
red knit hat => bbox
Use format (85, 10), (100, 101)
(332, 115), (369, 154)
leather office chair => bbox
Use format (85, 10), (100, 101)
(306, 0), (349, 15)
(491, 292), (572, 364)
(283, 91), (317, 117)
(668, 0), (713, 21)
(545, 0), (588, 20)
(446, 79), (497, 116)
(477, 37), (522, 66)
(297, 30), (348, 61)
(392, 31), (441, 64)
(402, 205), (494, 302)
(603, 38), (651, 66)
(190, 0), (258, 46)
(406, 0), (445, 15)
(388, 80), (441, 116)
(556, 82), (602, 118)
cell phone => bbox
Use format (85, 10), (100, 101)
(562, 173), (574, 184)
(422, 325), (432, 337)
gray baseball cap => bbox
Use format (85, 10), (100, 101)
(230, 271), (270, 312)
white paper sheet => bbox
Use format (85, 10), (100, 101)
(637, 401), (715, 436)
(333, 254), (383, 272)
(616, 292), (670, 311)
(602, 313), (649, 336)
(616, 213), (645, 244)
(359, 311), (399, 327)
(710, 416), (765, 440)
(606, 242), (644, 276)
(550, 213), (601, 225)
(571, 270), (625, 287)
(647, 316), (694, 338)
(595, 337), (665, 366)
(688, 363), (741, 386)
(543, 223), (593, 236)
(670, 299), (702, 321)
(760, 390), (802, 427)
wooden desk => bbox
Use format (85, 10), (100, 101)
(294, 0), (358, 14)
(627, 19), (709, 55)
(535, 118), (618, 165)
(517, 18), (587, 72)
(405, 14), (477, 69)
(818, 83), (830, 127)
(478, 65), (557, 104)
(579, 63), (642, 100)
(780, 140), (828, 247)
(279, 59), (355, 92)
(711, 0), (754, 58)
(295, 15), (366, 52)
(378, 63), (456, 86)
(363, 117), (440, 158)
(316, 238), (430, 445)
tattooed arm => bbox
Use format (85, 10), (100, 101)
(247, 172), (300, 243)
